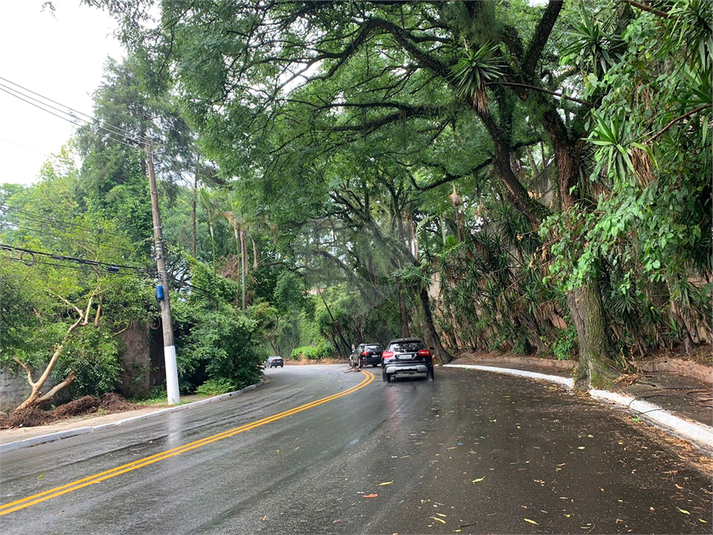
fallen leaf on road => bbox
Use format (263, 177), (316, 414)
(364, 494), (378, 498)
(436, 513), (447, 518)
(677, 508), (690, 515)
(524, 518), (539, 525)
(379, 481), (394, 486)
(430, 516), (446, 524)
(471, 477), (485, 483)
(262, 516), (268, 521)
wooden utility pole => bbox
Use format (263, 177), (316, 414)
(146, 143), (180, 405)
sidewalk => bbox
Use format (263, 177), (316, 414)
(1, 361), (711, 454)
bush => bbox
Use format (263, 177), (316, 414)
(54, 327), (122, 398)
(290, 342), (333, 360)
(174, 302), (264, 393)
(552, 325), (578, 361)
(196, 378), (239, 396)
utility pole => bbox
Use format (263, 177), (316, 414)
(146, 143), (180, 405)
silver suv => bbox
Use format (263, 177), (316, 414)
(381, 338), (434, 382)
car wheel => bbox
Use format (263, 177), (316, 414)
(426, 367), (435, 381)
(382, 371), (390, 383)
(372, 364), (378, 368)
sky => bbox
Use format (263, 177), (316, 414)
(0, 0), (124, 186)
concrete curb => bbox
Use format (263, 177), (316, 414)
(444, 364), (713, 451)
(589, 389), (713, 449)
(0, 382), (263, 454)
(444, 364), (575, 388)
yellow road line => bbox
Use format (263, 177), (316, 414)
(0, 370), (375, 516)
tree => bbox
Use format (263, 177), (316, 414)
(1, 150), (152, 409)
(88, 0), (711, 388)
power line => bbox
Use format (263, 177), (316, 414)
(0, 84), (141, 152)
(0, 76), (153, 149)
(0, 243), (147, 273)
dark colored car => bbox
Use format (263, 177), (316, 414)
(381, 338), (434, 382)
(349, 343), (383, 369)
(266, 356), (284, 368)
(358, 343), (384, 368)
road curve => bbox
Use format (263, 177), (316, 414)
(0, 364), (710, 534)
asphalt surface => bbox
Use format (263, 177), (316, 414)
(0, 365), (711, 534)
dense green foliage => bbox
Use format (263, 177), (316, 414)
(1, 1), (709, 407)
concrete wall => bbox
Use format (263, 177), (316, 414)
(0, 369), (57, 412)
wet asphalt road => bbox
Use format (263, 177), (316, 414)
(0, 365), (710, 534)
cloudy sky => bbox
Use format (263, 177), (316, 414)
(0, 0), (123, 186)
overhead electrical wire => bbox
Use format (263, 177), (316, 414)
(0, 76), (161, 150)
(0, 76), (141, 142)
(0, 243), (147, 273)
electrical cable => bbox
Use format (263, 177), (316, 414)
(0, 84), (143, 152)
(0, 76), (142, 143)
(0, 77), (154, 148)
(0, 243), (147, 273)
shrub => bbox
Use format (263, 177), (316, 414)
(196, 378), (239, 396)
(552, 325), (578, 361)
(290, 342), (333, 360)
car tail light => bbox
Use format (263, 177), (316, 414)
(361, 351), (368, 356)
(382, 350), (394, 360)
(417, 349), (431, 357)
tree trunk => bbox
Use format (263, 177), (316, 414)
(398, 281), (410, 338)
(192, 176), (197, 257)
(419, 286), (453, 364)
(566, 282), (618, 389)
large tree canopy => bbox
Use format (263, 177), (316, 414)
(5, 0), (702, 396)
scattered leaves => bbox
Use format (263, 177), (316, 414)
(430, 516), (446, 524)
(379, 481), (393, 486)
(524, 518), (539, 525)
(471, 477), (485, 483)
(364, 494), (378, 498)
(677, 507), (690, 515)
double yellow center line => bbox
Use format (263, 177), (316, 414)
(1, 370), (375, 516)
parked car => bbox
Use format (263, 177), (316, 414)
(381, 338), (434, 382)
(348, 343), (383, 368)
(266, 356), (284, 368)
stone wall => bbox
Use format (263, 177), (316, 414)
(116, 322), (160, 399)
(0, 369), (58, 413)
(1, 323), (159, 411)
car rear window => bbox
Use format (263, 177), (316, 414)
(365, 345), (382, 351)
(390, 340), (425, 352)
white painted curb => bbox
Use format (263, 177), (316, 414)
(590, 389), (713, 449)
(444, 364), (575, 388)
(444, 363), (713, 451)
